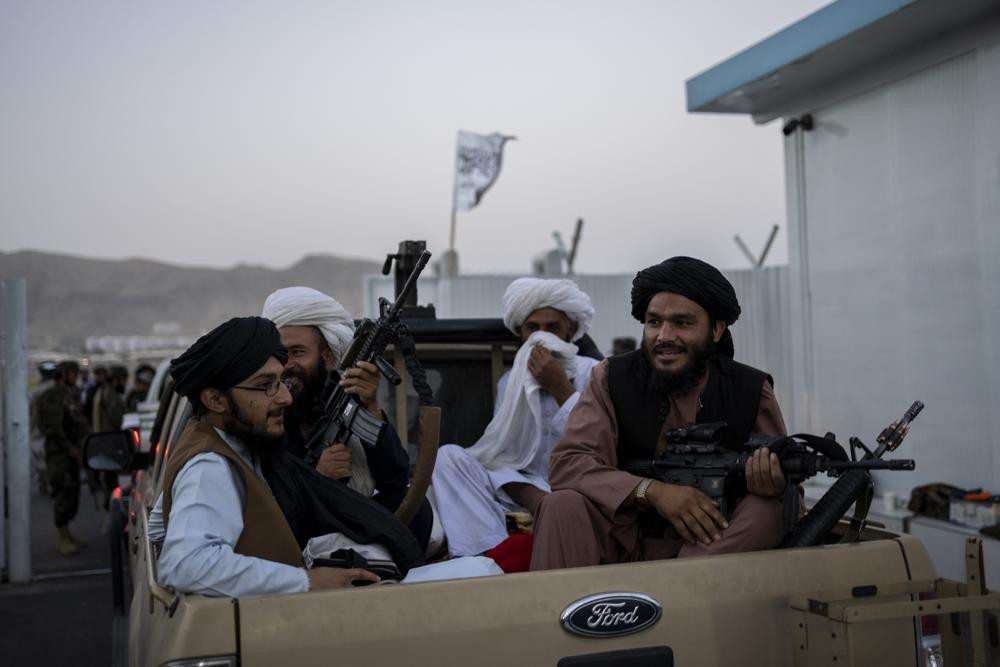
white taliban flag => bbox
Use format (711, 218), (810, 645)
(453, 131), (515, 211)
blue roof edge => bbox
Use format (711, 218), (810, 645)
(685, 0), (917, 112)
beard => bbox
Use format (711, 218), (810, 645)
(222, 392), (286, 460)
(640, 330), (715, 398)
(283, 358), (329, 429)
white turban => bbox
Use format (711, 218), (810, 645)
(500, 277), (594, 342)
(261, 287), (356, 362)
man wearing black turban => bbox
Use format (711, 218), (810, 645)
(149, 317), (423, 597)
(531, 257), (790, 571)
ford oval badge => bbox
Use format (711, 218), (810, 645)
(560, 592), (662, 638)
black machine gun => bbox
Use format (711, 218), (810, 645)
(624, 402), (922, 546)
(303, 249), (432, 467)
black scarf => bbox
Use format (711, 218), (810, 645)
(261, 449), (424, 575)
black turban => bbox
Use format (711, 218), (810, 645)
(630, 256), (741, 358)
(170, 317), (288, 400)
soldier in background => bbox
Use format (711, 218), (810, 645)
(93, 365), (128, 432)
(35, 360), (90, 555)
(93, 365), (129, 516)
(610, 336), (637, 356)
(84, 365), (107, 428)
(77, 366), (91, 396)
(29, 362), (59, 495)
(126, 364), (156, 411)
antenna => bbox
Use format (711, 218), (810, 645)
(566, 218), (583, 274)
(549, 218), (585, 275)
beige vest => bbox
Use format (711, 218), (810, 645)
(161, 418), (303, 567)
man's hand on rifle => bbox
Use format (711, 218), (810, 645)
(340, 361), (381, 417)
(645, 480), (729, 546)
(527, 346), (575, 405)
(316, 443), (352, 481)
(745, 447), (785, 497)
(306, 566), (379, 590)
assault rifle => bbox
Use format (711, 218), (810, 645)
(623, 402), (921, 543)
(303, 250), (431, 467)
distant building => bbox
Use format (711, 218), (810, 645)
(152, 321), (183, 335)
(85, 330), (192, 355)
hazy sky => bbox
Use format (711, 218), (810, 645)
(1, 1), (828, 274)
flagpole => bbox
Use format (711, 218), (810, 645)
(447, 132), (459, 278)
(447, 205), (457, 278)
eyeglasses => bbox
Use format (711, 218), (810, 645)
(231, 377), (291, 398)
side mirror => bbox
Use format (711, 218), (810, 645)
(84, 429), (150, 472)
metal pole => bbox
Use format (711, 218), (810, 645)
(733, 234), (757, 268)
(756, 224), (781, 267)
(3, 278), (31, 582)
(552, 231), (569, 273)
(447, 132), (460, 278)
(0, 282), (5, 575)
(447, 206), (458, 278)
(794, 128), (816, 432)
(566, 218), (583, 274)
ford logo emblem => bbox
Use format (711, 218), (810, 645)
(560, 592), (662, 638)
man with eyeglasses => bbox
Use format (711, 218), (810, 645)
(148, 317), (424, 596)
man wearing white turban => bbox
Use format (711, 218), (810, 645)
(262, 287), (432, 550)
(431, 278), (599, 561)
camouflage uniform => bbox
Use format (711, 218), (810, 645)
(29, 378), (55, 494)
(35, 381), (89, 527)
(92, 379), (127, 509)
(92, 382), (126, 433)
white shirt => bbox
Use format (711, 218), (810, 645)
(486, 354), (599, 495)
(148, 427), (309, 597)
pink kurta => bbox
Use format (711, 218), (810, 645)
(531, 359), (787, 570)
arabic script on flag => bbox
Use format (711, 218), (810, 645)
(453, 131), (514, 211)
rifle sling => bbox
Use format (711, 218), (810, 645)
(395, 325), (433, 406)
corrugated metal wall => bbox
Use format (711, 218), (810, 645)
(365, 266), (795, 424)
(726, 267), (794, 428)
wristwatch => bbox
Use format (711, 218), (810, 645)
(634, 478), (654, 511)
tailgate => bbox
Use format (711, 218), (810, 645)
(236, 538), (926, 666)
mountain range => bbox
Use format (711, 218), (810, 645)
(0, 250), (379, 350)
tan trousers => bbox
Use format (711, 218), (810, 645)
(530, 489), (784, 571)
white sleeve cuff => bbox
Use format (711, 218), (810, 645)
(552, 391), (581, 433)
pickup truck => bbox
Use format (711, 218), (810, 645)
(87, 315), (999, 667)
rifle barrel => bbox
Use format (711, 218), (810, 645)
(824, 459), (915, 471)
(388, 250), (431, 315)
(900, 401), (924, 427)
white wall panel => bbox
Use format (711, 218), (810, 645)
(786, 44), (1000, 496)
